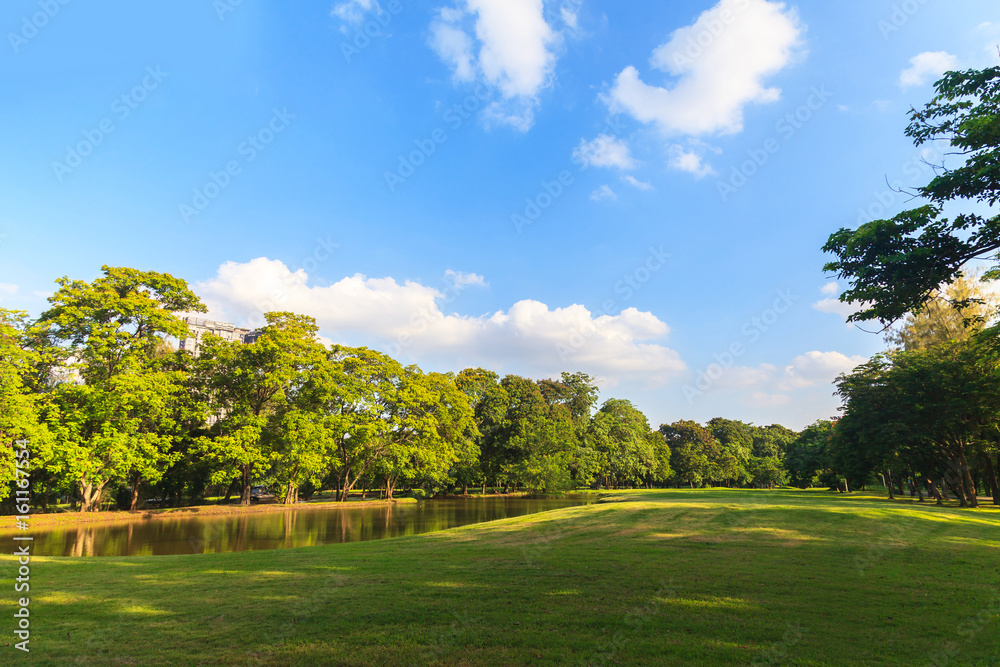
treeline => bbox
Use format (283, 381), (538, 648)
(0, 267), (815, 512)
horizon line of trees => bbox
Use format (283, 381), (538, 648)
(0, 266), (845, 513)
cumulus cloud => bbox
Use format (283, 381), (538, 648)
(899, 51), (959, 89)
(573, 135), (638, 170)
(605, 0), (803, 136)
(590, 185), (618, 201)
(0, 283), (18, 296)
(598, 0), (803, 176)
(193, 258), (687, 384)
(812, 296), (866, 321)
(445, 270), (489, 288)
(668, 145), (715, 177)
(779, 351), (866, 390)
(820, 282), (839, 296)
(429, 0), (561, 131)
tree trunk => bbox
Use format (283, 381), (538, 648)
(129, 474), (142, 511)
(223, 478), (237, 504)
(886, 470), (895, 500)
(283, 481), (297, 505)
(980, 454), (1000, 506)
(240, 464), (253, 507)
(958, 448), (979, 508)
(79, 479), (107, 513)
(909, 466), (924, 502)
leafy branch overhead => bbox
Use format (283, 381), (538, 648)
(823, 65), (1000, 325)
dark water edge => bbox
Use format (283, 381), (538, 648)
(21, 496), (595, 557)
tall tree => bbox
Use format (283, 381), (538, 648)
(659, 421), (713, 489)
(30, 267), (204, 511)
(0, 310), (44, 501)
(197, 312), (325, 506)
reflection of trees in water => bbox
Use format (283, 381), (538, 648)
(234, 515), (248, 552)
(70, 528), (94, 557)
(30, 498), (587, 556)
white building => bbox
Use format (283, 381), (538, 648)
(179, 317), (261, 356)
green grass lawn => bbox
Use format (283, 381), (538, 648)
(3, 489), (999, 666)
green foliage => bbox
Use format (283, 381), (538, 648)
(10, 266), (809, 510)
(823, 66), (1000, 325)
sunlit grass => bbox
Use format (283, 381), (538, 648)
(1, 488), (998, 665)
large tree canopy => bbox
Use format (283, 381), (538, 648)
(823, 65), (1000, 325)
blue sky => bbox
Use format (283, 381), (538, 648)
(2, 0), (998, 429)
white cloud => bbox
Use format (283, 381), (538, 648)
(573, 135), (638, 170)
(445, 270), (489, 288)
(780, 351), (867, 390)
(429, 20), (477, 83)
(429, 0), (560, 131)
(590, 185), (618, 201)
(812, 297), (865, 321)
(820, 282), (839, 296)
(194, 258), (687, 385)
(331, 0), (380, 30)
(668, 144), (715, 177)
(748, 391), (792, 408)
(0, 283), (18, 296)
(899, 51), (959, 89)
(621, 175), (654, 191)
(604, 0), (804, 140)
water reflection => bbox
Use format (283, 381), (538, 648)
(29, 497), (592, 557)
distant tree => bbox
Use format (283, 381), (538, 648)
(196, 312), (325, 506)
(588, 399), (664, 489)
(885, 274), (998, 351)
(659, 420), (713, 489)
(785, 421), (835, 489)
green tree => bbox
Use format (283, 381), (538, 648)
(0, 310), (44, 501)
(659, 420), (713, 489)
(588, 399), (664, 489)
(823, 65), (1000, 325)
(197, 312), (325, 506)
(886, 273), (998, 351)
(785, 421), (835, 489)
(30, 267), (205, 511)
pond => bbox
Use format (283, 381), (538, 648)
(23, 496), (596, 557)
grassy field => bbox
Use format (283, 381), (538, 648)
(3, 489), (999, 666)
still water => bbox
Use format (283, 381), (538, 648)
(26, 496), (594, 557)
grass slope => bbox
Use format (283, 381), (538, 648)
(3, 489), (999, 666)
